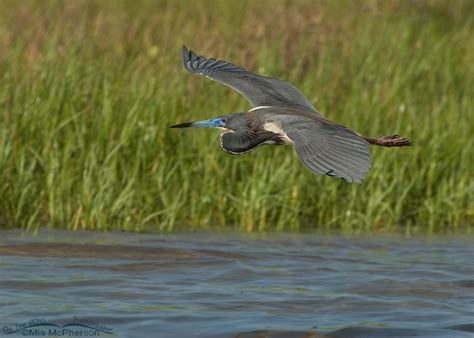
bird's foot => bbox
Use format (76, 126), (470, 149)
(366, 135), (413, 147)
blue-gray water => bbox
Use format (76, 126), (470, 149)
(0, 230), (473, 338)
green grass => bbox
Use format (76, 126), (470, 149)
(0, 0), (472, 232)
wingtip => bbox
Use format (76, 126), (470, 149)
(181, 45), (190, 68)
(181, 45), (200, 69)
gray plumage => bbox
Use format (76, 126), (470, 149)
(218, 108), (371, 183)
(172, 46), (412, 183)
(182, 46), (319, 115)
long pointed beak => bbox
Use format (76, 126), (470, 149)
(169, 117), (224, 129)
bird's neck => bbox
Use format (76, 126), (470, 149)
(220, 128), (280, 155)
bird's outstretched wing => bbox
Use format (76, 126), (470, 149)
(182, 45), (320, 115)
(279, 115), (371, 183)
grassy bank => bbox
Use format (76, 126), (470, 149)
(0, 0), (472, 232)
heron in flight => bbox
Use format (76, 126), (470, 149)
(171, 46), (412, 183)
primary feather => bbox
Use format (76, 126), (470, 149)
(182, 45), (320, 115)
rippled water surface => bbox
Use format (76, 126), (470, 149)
(0, 230), (473, 337)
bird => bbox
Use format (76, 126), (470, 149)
(170, 45), (412, 183)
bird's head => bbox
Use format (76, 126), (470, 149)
(169, 113), (245, 132)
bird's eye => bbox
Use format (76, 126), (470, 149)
(221, 118), (227, 123)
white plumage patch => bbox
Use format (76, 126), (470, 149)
(262, 121), (293, 145)
(248, 106), (273, 112)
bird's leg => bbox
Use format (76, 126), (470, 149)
(364, 135), (413, 147)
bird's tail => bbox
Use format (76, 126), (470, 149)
(364, 135), (413, 147)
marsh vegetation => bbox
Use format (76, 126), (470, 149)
(0, 0), (472, 231)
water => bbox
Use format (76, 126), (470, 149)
(0, 230), (473, 338)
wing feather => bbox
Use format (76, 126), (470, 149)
(279, 115), (372, 183)
(182, 45), (320, 115)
